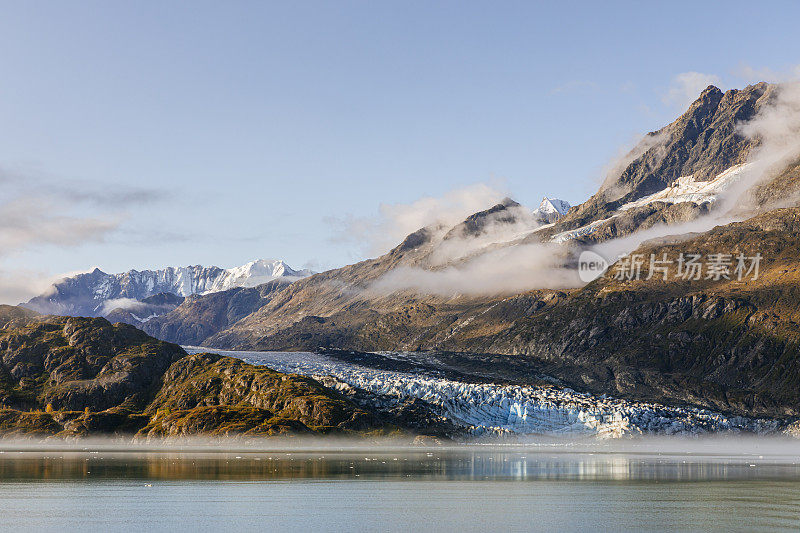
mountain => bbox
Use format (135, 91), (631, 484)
(532, 197), (571, 223)
(141, 279), (292, 346)
(202, 198), (533, 350)
(204, 88), (786, 352)
(7, 82), (800, 436)
(22, 259), (314, 318)
(172, 82), (800, 421)
(537, 82), (778, 239)
(0, 313), (386, 438)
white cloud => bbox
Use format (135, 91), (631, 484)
(0, 196), (119, 256)
(328, 182), (509, 256)
(0, 167), (169, 305)
(369, 242), (579, 297)
(98, 298), (144, 315)
(733, 63), (800, 84)
(662, 71), (722, 109)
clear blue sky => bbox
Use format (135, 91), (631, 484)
(1, 0), (799, 301)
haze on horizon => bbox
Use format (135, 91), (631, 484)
(1, 0), (800, 304)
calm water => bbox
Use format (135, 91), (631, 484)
(1, 446), (799, 532)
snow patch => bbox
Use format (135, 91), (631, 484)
(548, 165), (748, 245)
(207, 259), (314, 292)
(619, 164), (749, 211)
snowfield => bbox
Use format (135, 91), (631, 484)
(186, 347), (781, 439)
(618, 164), (749, 211)
(548, 164), (749, 245)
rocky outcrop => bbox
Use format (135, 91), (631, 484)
(0, 316), (184, 412)
(0, 315), (388, 438)
(140, 352), (380, 437)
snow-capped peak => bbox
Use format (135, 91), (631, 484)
(537, 197), (571, 216)
(208, 259), (315, 292)
(532, 197), (571, 223)
(22, 259), (315, 317)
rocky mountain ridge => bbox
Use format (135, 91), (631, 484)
(539, 82), (778, 237)
(16, 82), (800, 425)
(146, 81), (800, 421)
(22, 259), (314, 319)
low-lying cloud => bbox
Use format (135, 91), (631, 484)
(328, 183), (508, 256)
(98, 297), (145, 315)
(370, 242), (578, 297)
(367, 75), (800, 297)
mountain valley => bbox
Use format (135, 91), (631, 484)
(12, 81), (800, 438)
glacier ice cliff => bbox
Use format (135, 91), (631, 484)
(185, 348), (780, 439)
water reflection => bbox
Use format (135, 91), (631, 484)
(1, 451), (799, 482)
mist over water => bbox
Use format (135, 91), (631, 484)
(1, 442), (799, 532)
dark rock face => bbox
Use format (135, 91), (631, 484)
(0, 316), (185, 411)
(443, 198), (522, 240)
(396, 228), (433, 252)
(0, 315), (388, 438)
(142, 279), (291, 345)
(484, 207), (800, 418)
(551, 82), (777, 232)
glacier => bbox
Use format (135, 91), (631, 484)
(186, 347), (781, 440)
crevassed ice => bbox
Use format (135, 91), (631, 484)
(185, 348), (778, 439)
